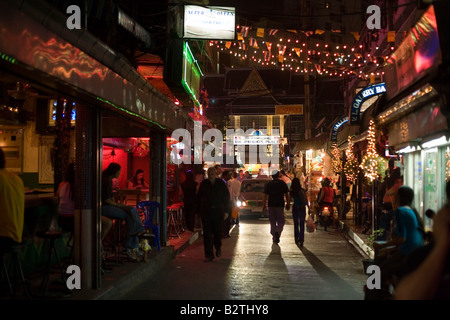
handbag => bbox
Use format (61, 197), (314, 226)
(231, 206), (239, 219)
(306, 214), (316, 233)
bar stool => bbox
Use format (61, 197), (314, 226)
(0, 239), (31, 299)
(167, 204), (181, 238)
(36, 230), (69, 296)
(103, 218), (126, 264)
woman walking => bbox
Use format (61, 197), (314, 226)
(290, 177), (309, 247)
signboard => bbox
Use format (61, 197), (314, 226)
(234, 135), (280, 145)
(330, 116), (348, 142)
(182, 42), (203, 107)
(275, 104), (303, 115)
(183, 5), (235, 40)
(349, 83), (386, 124)
(384, 5), (442, 100)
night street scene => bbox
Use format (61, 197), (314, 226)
(0, 0), (449, 313)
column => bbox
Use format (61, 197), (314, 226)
(150, 132), (167, 246)
(74, 103), (102, 289)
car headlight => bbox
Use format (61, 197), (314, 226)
(237, 200), (247, 207)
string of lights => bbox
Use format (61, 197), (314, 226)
(208, 25), (390, 79)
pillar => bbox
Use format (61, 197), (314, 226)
(150, 132), (167, 246)
(74, 103), (102, 289)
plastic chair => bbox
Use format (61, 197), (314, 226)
(137, 201), (161, 252)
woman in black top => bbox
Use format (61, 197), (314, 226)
(290, 178), (309, 247)
(101, 163), (145, 261)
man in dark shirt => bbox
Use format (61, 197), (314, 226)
(263, 170), (290, 244)
(196, 167), (231, 261)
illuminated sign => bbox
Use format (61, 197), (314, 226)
(234, 136), (280, 145)
(182, 42), (203, 107)
(349, 83), (385, 124)
(330, 116), (348, 142)
(184, 5), (235, 40)
(275, 104), (303, 115)
(384, 5), (442, 100)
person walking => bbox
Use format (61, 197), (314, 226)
(228, 171), (241, 225)
(290, 177), (309, 247)
(196, 167), (230, 262)
(222, 170), (233, 238)
(180, 170), (198, 233)
(263, 170), (290, 244)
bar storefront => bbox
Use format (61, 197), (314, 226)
(0, 0), (191, 293)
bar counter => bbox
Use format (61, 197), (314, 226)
(25, 191), (57, 208)
(21, 190), (65, 275)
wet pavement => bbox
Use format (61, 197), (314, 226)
(122, 215), (368, 300)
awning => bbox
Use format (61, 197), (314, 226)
(292, 132), (329, 154)
(0, 1), (190, 132)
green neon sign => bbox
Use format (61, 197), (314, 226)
(182, 42), (203, 107)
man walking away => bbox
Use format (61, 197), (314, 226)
(263, 170), (290, 244)
(196, 167), (230, 262)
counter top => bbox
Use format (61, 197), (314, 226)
(25, 192), (57, 208)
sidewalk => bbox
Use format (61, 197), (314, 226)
(69, 229), (202, 300)
(337, 211), (372, 259)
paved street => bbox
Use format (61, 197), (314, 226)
(123, 214), (368, 300)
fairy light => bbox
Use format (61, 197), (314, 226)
(211, 26), (392, 79)
(331, 143), (342, 173)
(344, 136), (358, 182)
(360, 120), (385, 182)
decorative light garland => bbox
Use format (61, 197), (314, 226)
(331, 143), (342, 173)
(359, 119), (386, 182)
(208, 25), (391, 79)
(344, 136), (359, 182)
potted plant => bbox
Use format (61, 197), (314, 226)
(362, 228), (384, 273)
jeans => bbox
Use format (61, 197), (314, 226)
(292, 205), (306, 242)
(268, 207), (285, 238)
(101, 205), (144, 249)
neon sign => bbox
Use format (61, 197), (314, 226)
(349, 83), (385, 124)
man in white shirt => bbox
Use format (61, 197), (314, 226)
(229, 171), (241, 203)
